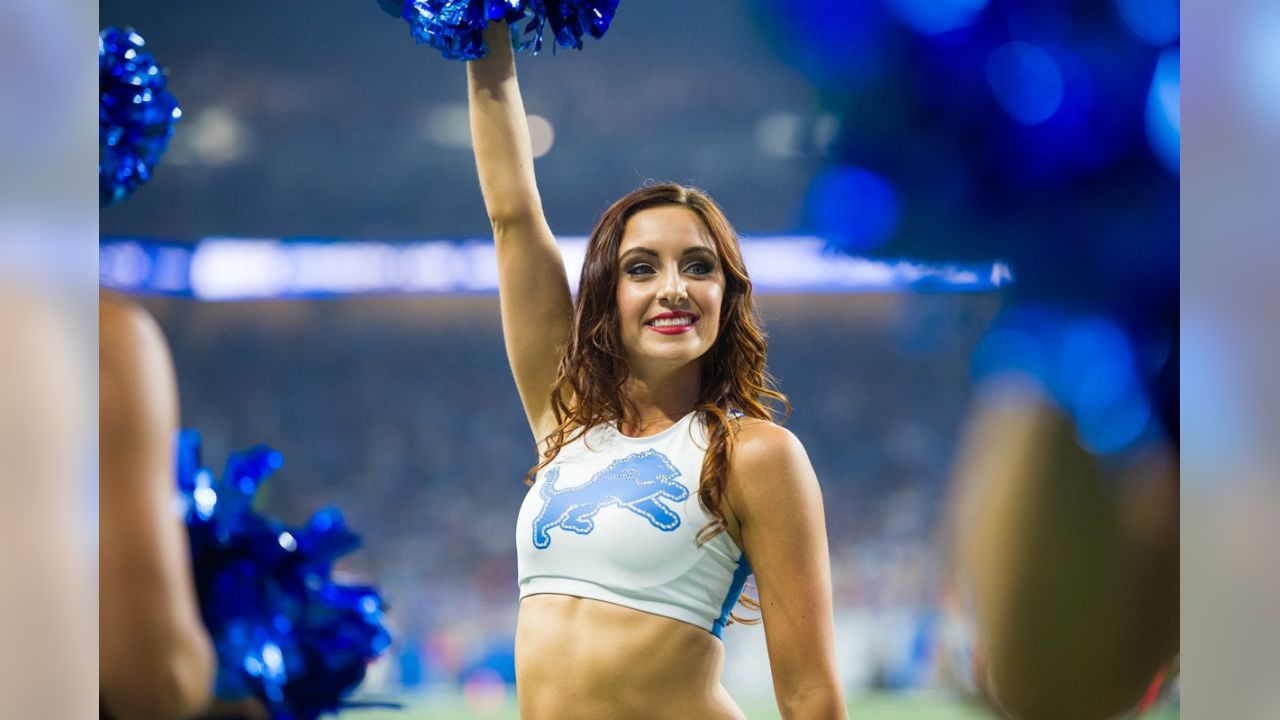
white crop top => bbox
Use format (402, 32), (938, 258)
(515, 410), (751, 638)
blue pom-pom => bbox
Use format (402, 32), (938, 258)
(177, 431), (393, 720)
(381, 0), (618, 60)
(520, 0), (620, 54)
(393, 0), (524, 61)
(99, 27), (181, 206)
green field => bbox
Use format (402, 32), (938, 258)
(341, 693), (1179, 719)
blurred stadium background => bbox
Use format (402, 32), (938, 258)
(100, 0), (1179, 716)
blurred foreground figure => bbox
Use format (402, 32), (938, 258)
(100, 290), (215, 720)
(952, 378), (1178, 720)
(0, 289), (95, 718)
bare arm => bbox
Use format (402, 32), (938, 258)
(729, 424), (847, 720)
(100, 293), (215, 720)
(468, 22), (574, 444)
(953, 391), (1178, 719)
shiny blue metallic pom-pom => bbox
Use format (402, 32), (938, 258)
(520, 0), (619, 54)
(378, 0), (618, 60)
(177, 431), (393, 720)
(99, 27), (181, 206)
(380, 0), (524, 61)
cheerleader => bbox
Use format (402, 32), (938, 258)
(466, 21), (846, 719)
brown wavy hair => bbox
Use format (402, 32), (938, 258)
(524, 183), (790, 625)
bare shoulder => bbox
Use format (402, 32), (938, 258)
(101, 290), (159, 344)
(726, 418), (817, 514)
(100, 292), (170, 380)
(99, 291), (177, 454)
(731, 418), (808, 467)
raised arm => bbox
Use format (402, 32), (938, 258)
(468, 23), (574, 444)
(729, 423), (847, 720)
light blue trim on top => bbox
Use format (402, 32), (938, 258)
(711, 555), (753, 638)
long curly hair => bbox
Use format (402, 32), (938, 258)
(524, 183), (790, 624)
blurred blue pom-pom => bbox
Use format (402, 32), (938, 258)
(99, 27), (181, 206)
(521, 0), (620, 54)
(379, 0), (618, 60)
(177, 431), (392, 720)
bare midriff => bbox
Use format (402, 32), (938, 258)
(516, 594), (747, 720)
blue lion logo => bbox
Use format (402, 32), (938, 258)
(531, 449), (689, 549)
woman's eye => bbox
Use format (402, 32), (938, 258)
(624, 260), (712, 276)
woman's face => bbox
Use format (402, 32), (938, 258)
(615, 205), (725, 374)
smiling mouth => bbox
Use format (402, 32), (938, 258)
(645, 315), (698, 334)
(646, 316), (697, 328)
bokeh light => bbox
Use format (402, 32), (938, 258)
(971, 308), (1159, 455)
(881, 0), (989, 35)
(986, 41), (1065, 126)
(527, 114), (554, 159)
(1113, 0), (1179, 46)
(747, 0), (894, 90)
(803, 166), (900, 252)
(1146, 48), (1180, 174)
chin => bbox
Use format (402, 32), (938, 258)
(640, 344), (711, 367)
(623, 330), (716, 369)
(623, 343), (686, 363)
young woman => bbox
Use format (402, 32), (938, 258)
(468, 22), (846, 720)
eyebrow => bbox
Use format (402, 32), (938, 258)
(619, 246), (717, 262)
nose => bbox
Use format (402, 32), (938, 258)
(657, 266), (689, 306)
